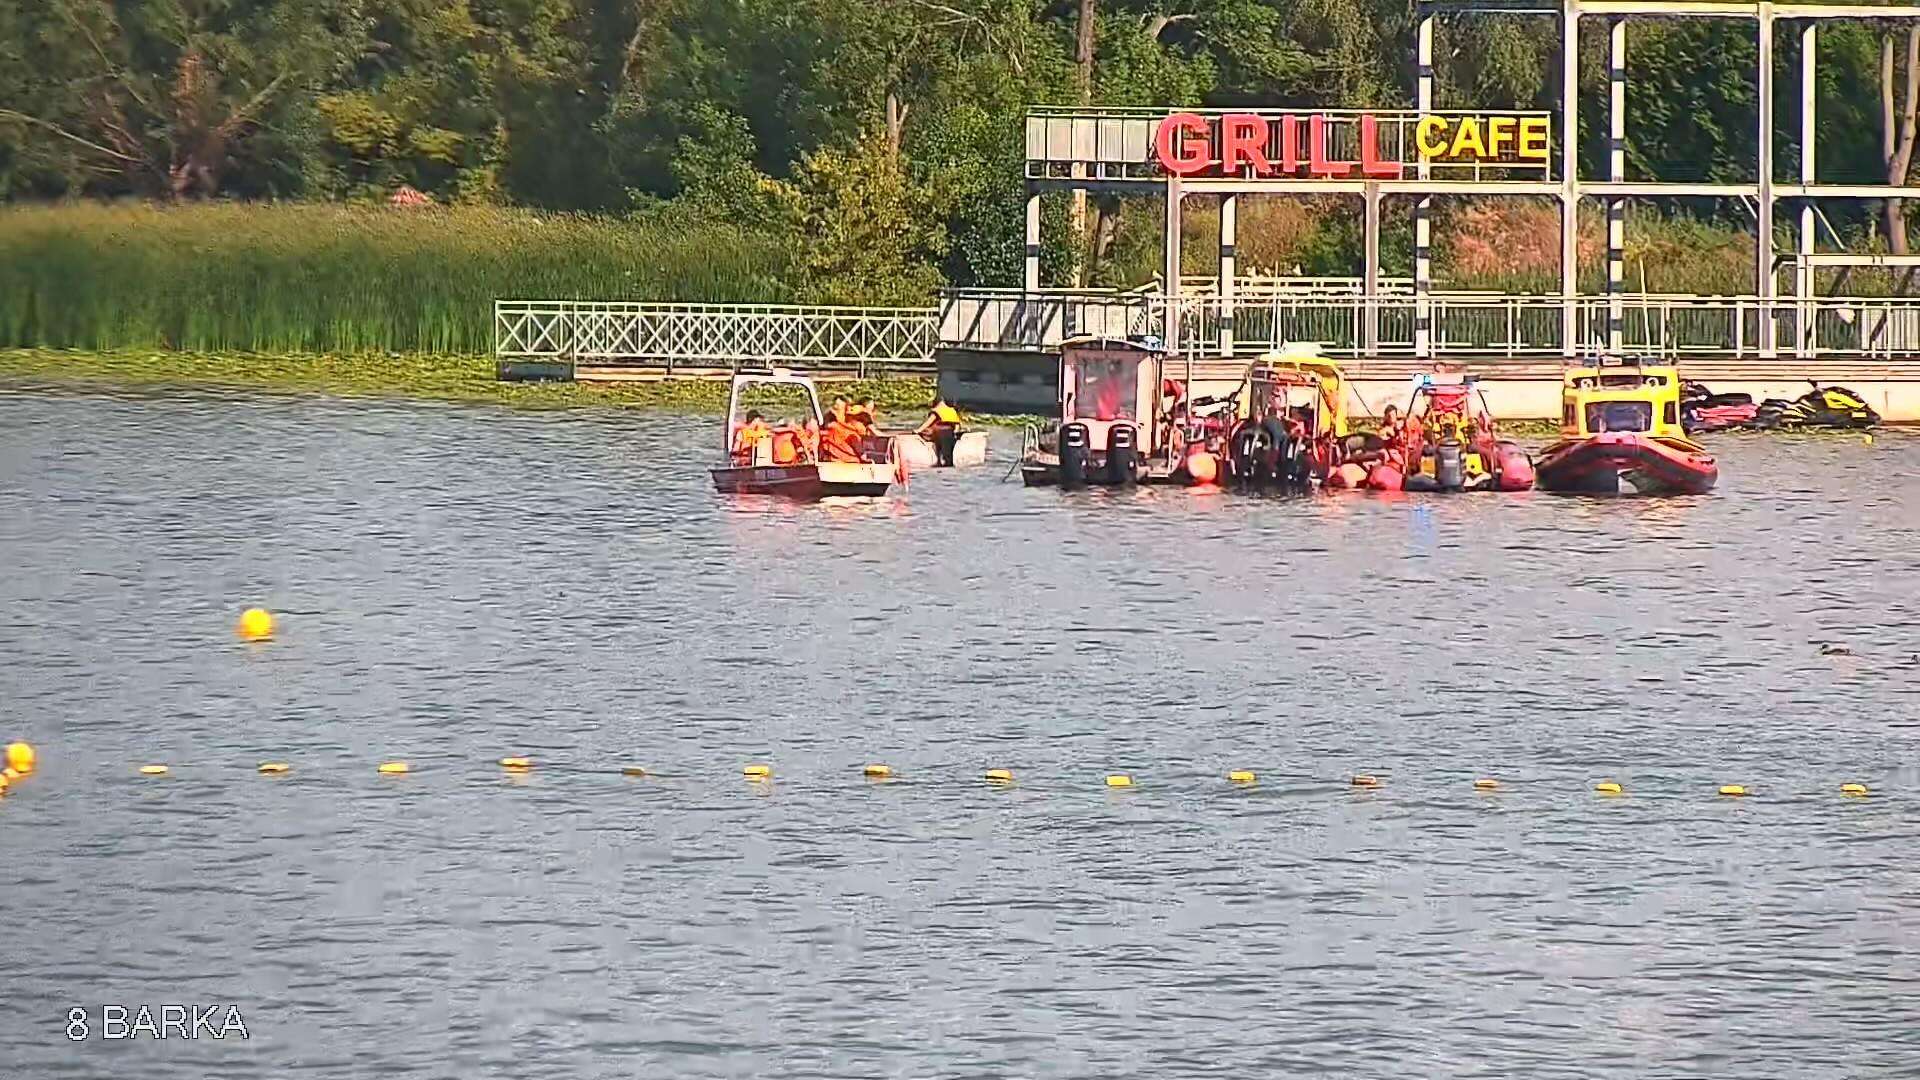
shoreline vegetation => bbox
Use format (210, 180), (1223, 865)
(0, 348), (941, 415)
(0, 347), (1578, 436)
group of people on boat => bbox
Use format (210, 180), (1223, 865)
(730, 396), (883, 466)
(729, 396), (969, 468)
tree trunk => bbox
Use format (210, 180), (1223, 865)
(1882, 29), (1920, 255)
(1071, 0), (1095, 286)
(885, 92), (908, 157)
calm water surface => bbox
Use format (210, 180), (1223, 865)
(1, 383), (1918, 1078)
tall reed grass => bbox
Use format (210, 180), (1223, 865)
(0, 203), (798, 355)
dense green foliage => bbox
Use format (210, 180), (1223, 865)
(2, 0), (1917, 311)
(0, 202), (791, 352)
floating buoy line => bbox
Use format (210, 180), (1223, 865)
(0, 742), (1883, 808)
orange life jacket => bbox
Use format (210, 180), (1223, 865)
(820, 420), (863, 462)
(732, 421), (769, 457)
(770, 430), (799, 465)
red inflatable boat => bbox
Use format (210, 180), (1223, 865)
(1535, 362), (1718, 495)
(1534, 431), (1718, 495)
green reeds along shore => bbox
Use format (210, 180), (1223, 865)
(0, 203), (797, 355)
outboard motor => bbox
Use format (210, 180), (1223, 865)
(1059, 423), (1090, 488)
(1107, 423), (1137, 485)
(1435, 442), (1465, 491)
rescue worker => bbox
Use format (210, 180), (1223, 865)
(731, 410), (771, 464)
(916, 397), (964, 467)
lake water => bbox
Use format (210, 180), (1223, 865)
(2, 383), (1918, 1078)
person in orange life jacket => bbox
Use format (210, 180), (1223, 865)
(819, 409), (865, 463)
(916, 397), (964, 466)
(769, 418), (802, 465)
(731, 410), (771, 463)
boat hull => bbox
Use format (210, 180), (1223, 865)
(891, 431), (989, 469)
(711, 461), (894, 498)
(1535, 432), (1718, 495)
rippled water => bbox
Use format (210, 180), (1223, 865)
(2, 383), (1918, 1077)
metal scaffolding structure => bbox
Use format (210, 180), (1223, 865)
(1002, 0), (1920, 360)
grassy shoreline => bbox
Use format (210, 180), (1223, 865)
(0, 348), (941, 414)
(0, 348), (1569, 435)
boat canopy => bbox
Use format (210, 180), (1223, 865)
(1560, 362), (1684, 438)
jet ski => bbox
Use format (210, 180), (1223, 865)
(1755, 382), (1881, 430)
(1680, 379), (1759, 433)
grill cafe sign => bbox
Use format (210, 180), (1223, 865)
(1151, 111), (1551, 178)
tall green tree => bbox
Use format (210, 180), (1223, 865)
(0, 0), (366, 198)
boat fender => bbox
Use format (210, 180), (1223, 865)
(1060, 423), (1090, 489)
(1108, 423), (1137, 485)
(1495, 445), (1534, 491)
(1435, 442), (1465, 490)
(1366, 464), (1403, 491)
(1329, 462), (1368, 489)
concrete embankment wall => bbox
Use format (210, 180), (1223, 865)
(938, 348), (1920, 421)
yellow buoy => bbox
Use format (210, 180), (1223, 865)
(1863, 433), (1874, 445)
(5, 741), (34, 774)
(0, 773), (9, 794)
(377, 761), (409, 775)
(139, 764), (169, 776)
(984, 769), (1013, 784)
(237, 608), (274, 640)
(1474, 778), (1500, 790)
(862, 764), (893, 779)
(1350, 774), (1381, 788)
(3, 766), (19, 781)
(499, 757), (533, 770)
(743, 764), (772, 780)
(1841, 782), (1870, 796)
(1594, 780), (1624, 795)
(620, 766), (648, 778)
(257, 762), (290, 775)
(1105, 774), (1134, 788)
(1719, 784), (1749, 797)
(1228, 770), (1257, 784)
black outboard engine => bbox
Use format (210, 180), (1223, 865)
(1435, 442), (1465, 491)
(1060, 423), (1089, 488)
(1227, 425), (1258, 485)
(1107, 423), (1137, 484)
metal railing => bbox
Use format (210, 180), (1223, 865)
(494, 293), (1920, 371)
(938, 289), (1920, 359)
(494, 301), (940, 372)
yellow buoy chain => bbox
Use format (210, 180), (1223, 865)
(0, 746), (1893, 808)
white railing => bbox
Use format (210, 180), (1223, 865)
(495, 294), (1920, 370)
(938, 289), (1920, 359)
(494, 301), (940, 371)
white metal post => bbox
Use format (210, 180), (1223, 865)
(1416, 5), (1434, 359)
(1561, 2), (1581, 357)
(1608, 17), (1627, 355)
(1219, 193), (1238, 354)
(1364, 183), (1382, 353)
(1164, 175), (1184, 352)
(1799, 21), (1816, 357)
(1024, 192), (1042, 291)
(1758, 2), (1776, 357)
